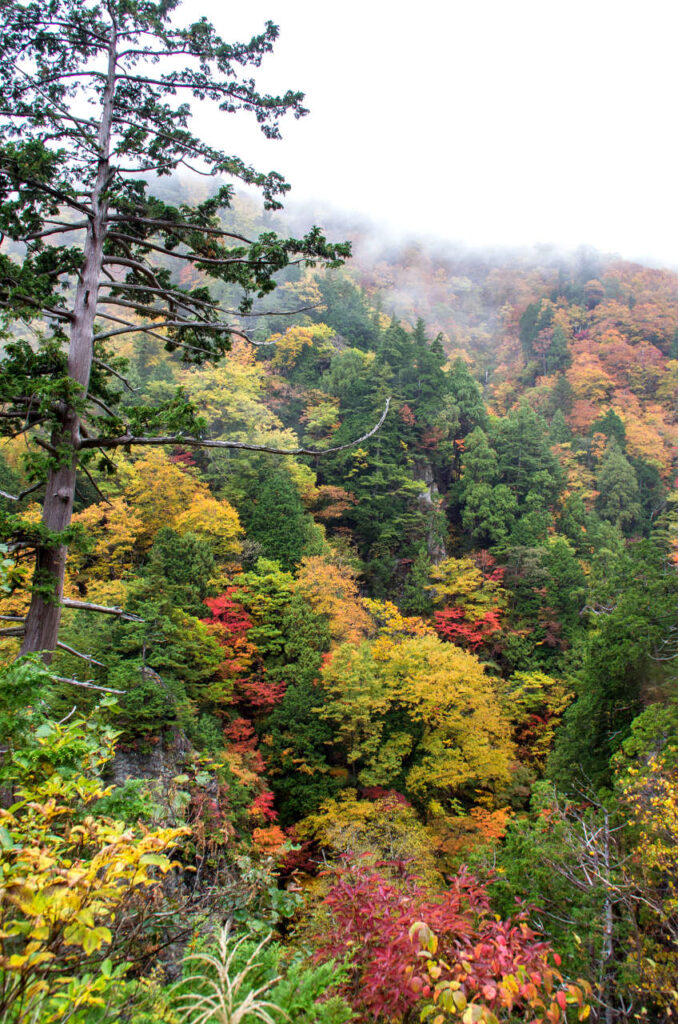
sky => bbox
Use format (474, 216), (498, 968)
(195, 0), (678, 267)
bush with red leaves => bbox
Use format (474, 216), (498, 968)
(310, 860), (581, 1022)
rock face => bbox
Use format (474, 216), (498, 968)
(110, 726), (192, 790)
(414, 461), (448, 564)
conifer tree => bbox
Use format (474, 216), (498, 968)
(596, 441), (642, 534)
(0, 0), (387, 657)
(545, 324), (572, 373)
(248, 468), (309, 571)
(548, 408), (571, 443)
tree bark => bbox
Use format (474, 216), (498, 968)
(20, 20), (118, 659)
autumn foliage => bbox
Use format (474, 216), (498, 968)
(310, 860), (590, 1023)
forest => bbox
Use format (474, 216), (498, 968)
(0, 2), (677, 1023)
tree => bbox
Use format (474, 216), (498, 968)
(247, 468), (310, 571)
(595, 441), (642, 535)
(0, 667), (187, 1022)
(319, 633), (513, 807)
(0, 0), (388, 658)
(492, 403), (564, 505)
(496, 783), (632, 1022)
(549, 539), (678, 788)
(294, 555), (372, 645)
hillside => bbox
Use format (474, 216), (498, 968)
(2, 198), (678, 1020)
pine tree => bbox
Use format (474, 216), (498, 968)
(0, 0), (388, 657)
(492, 403), (563, 504)
(460, 428), (498, 486)
(447, 358), (487, 436)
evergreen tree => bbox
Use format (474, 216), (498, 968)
(549, 540), (678, 788)
(591, 409), (627, 448)
(549, 408), (571, 443)
(447, 358), (488, 436)
(461, 483), (518, 548)
(0, 0), (355, 657)
(460, 427), (498, 485)
(248, 469), (309, 571)
(543, 538), (587, 634)
(630, 455), (666, 530)
(545, 324), (571, 373)
(145, 528), (216, 617)
(261, 593), (338, 822)
(314, 274), (381, 350)
(492, 404), (564, 505)
(595, 441), (642, 534)
(401, 547), (434, 616)
(548, 374), (574, 417)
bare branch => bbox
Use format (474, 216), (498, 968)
(57, 705), (78, 726)
(244, 303), (322, 319)
(78, 461), (113, 507)
(52, 676), (126, 694)
(97, 282), (318, 321)
(33, 437), (59, 457)
(17, 177), (93, 217)
(0, 295), (74, 321)
(56, 641), (106, 668)
(102, 254), (164, 281)
(106, 231), (290, 268)
(98, 281), (232, 317)
(92, 313), (173, 346)
(95, 317), (234, 338)
(79, 398), (391, 457)
(87, 393), (118, 419)
(61, 598), (143, 622)
(0, 482), (42, 502)
(580, 603), (617, 617)
(93, 359), (137, 393)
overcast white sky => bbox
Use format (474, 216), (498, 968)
(194, 1), (678, 267)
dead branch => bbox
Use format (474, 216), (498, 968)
(56, 641), (106, 668)
(92, 359), (137, 393)
(0, 483), (42, 503)
(79, 398), (391, 457)
(52, 676), (126, 694)
(61, 598), (144, 622)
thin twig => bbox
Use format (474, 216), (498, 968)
(57, 705), (78, 726)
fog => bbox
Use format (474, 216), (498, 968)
(187, 0), (678, 270)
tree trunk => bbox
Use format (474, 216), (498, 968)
(20, 21), (118, 659)
(600, 809), (615, 1024)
